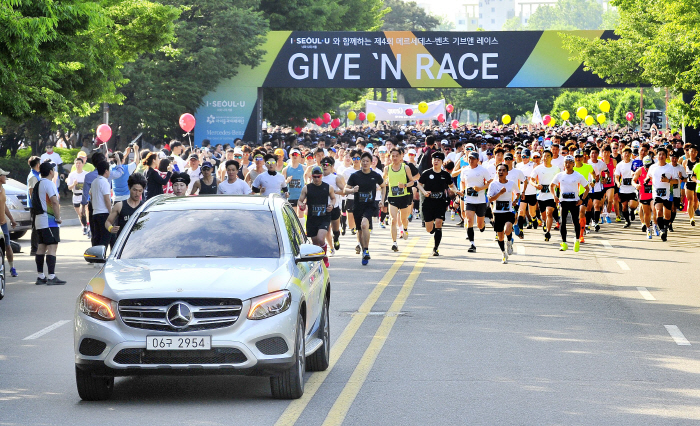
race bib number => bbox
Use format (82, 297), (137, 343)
(540, 185), (550, 194)
(622, 178), (632, 186)
(75, 182), (84, 191)
(430, 192), (443, 199)
(310, 205), (326, 217)
(358, 192), (373, 203)
(289, 179), (302, 189)
(656, 188), (666, 197)
(562, 192), (576, 200)
(391, 186), (403, 196)
(466, 188), (479, 197)
(495, 200), (510, 211)
(644, 184), (652, 193)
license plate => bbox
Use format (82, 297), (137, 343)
(147, 336), (211, 350)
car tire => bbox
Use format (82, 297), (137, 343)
(75, 366), (114, 401)
(270, 312), (305, 399)
(10, 231), (26, 240)
(306, 296), (329, 371)
(0, 245), (5, 301)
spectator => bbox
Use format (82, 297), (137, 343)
(143, 152), (171, 200)
(34, 162), (65, 285)
(27, 156), (41, 255)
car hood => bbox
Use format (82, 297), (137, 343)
(87, 257), (292, 302)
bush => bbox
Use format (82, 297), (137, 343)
(0, 148), (80, 182)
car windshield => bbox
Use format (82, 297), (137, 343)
(119, 209), (280, 259)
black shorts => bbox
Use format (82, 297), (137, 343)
(654, 197), (673, 210)
(589, 191), (604, 201)
(673, 197), (682, 210)
(537, 199), (556, 210)
(580, 195), (590, 206)
(345, 198), (355, 212)
(288, 199), (299, 207)
(331, 206), (341, 221)
(613, 185), (619, 194)
(73, 203), (81, 208)
(422, 202), (447, 223)
(353, 203), (377, 228)
(388, 194), (412, 209)
(619, 192), (637, 203)
(524, 194), (538, 206)
(306, 217), (331, 237)
(640, 198), (652, 205)
(38, 227), (60, 245)
(466, 203), (487, 217)
(493, 212), (515, 233)
(687, 182), (697, 192)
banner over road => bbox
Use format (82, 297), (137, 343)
(195, 30), (626, 144)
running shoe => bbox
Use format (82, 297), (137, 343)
(668, 224), (674, 232)
(580, 235), (585, 243)
(380, 222), (386, 229)
(544, 231), (551, 242)
(392, 242), (399, 252)
(408, 214), (413, 222)
(399, 230), (404, 239)
(10, 267), (17, 277)
(403, 230), (409, 240)
(661, 229), (668, 242)
(606, 216), (612, 224)
(518, 230), (524, 239)
(355, 244), (361, 254)
(595, 222), (600, 232)
(468, 245), (477, 253)
(323, 257), (330, 268)
(47, 276), (66, 285)
(537, 218), (543, 227)
(647, 228), (652, 239)
(574, 241), (580, 252)
(334, 239), (340, 250)
(432, 248), (439, 256)
(513, 224), (520, 236)
(82, 226), (88, 235)
(624, 222), (631, 228)
(35, 277), (47, 285)
(654, 224), (660, 236)
(641, 224), (647, 232)
(560, 242), (568, 251)
(502, 252), (508, 264)
(351, 228), (357, 235)
(554, 222), (560, 230)
(361, 250), (370, 266)
(526, 222), (533, 230)
(507, 240), (514, 255)
(450, 211), (455, 221)
(533, 220), (539, 230)
(457, 220), (465, 227)
(330, 248), (336, 256)
(615, 216), (622, 223)
(691, 219), (696, 226)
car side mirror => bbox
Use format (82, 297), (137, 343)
(295, 244), (325, 264)
(84, 246), (107, 263)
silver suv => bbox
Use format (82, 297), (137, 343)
(76, 194), (330, 400)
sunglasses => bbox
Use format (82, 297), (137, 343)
(352, 157), (361, 160)
(312, 174), (323, 178)
(234, 155), (243, 159)
(254, 157), (264, 161)
(291, 153), (300, 156)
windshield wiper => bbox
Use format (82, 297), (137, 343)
(175, 255), (228, 258)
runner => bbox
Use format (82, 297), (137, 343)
(298, 166), (336, 268)
(588, 146), (606, 231)
(667, 149), (687, 232)
(320, 157), (345, 254)
(551, 156), (589, 252)
(684, 144), (698, 225)
(460, 151), (491, 253)
(170, 172), (191, 197)
(252, 155), (288, 197)
(573, 150), (596, 241)
(66, 157), (88, 235)
(189, 161), (217, 195)
(33, 162), (66, 285)
(282, 148), (306, 218)
(614, 147), (638, 228)
(105, 174), (146, 240)
(487, 164), (517, 263)
(647, 148), (675, 241)
(345, 152), (385, 265)
(633, 156), (655, 239)
(342, 150), (362, 235)
(383, 148), (417, 252)
(217, 160), (252, 195)
(600, 145), (617, 223)
(530, 150), (560, 242)
(418, 151), (457, 256)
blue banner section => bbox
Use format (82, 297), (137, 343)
(194, 85), (259, 146)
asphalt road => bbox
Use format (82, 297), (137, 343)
(2, 214), (700, 426)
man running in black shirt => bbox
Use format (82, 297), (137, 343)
(418, 151), (459, 256)
(298, 166), (336, 268)
(345, 152), (385, 265)
(105, 174), (146, 241)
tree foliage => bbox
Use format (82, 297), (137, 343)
(0, 0), (180, 124)
(561, 0), (700, 125)
(502, 0), (618, 31)
(550, 88), (658, 125)
(381, 0), (441, 31)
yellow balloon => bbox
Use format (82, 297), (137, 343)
(585, 115), (595, 126)
(548, 118), (556, 127)
(347, 111), (357, 121)
(577, 107), (588, 120)
(561, 110), (570, 121)
(597, 113), (606, 124)
(502, 114), (511, 125)
(367, 112), (376, 122)
(599, 100), (610, 113)
(418, 102), (429, 114)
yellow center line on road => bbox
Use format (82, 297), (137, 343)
(274, 237), (420, 426)
(321, 242), (433, 426)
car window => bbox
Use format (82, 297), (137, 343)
(281, 207), (300, 255)
(119, 209), (280, 259)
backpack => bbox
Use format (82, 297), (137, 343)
(31, 181), (44, 215)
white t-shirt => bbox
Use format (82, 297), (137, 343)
(41, 152), (63, 166)
(90, 175), (112, 214)
(35, 179), (59, 229)
(485, 163), (497, 181)
(66, 170), (87, 204)
(487, 180), (517, 213)
(217, 178), (252, 195)
(252, 172), (287, 196)
(588, 159), (607, 193)
(531, 164), (560, 201)
(460, 165), (491, 205)
(506, 168), (525, 195)
(669, 164), (687, 198)
(342, 167), (359, 199)
(186, 167), (202, 193)
(614, 161), (636, 194)
(551, 155), (566, 171)
(516, 161), (536, 195)
(552, 171), (589, 202)
(648, 163), (672, 200)
(172, 155), (187, 173)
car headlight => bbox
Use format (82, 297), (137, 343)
(5, 195), (20, 210)
(79, 291), (117, 321)
(247, 290), (291, 320)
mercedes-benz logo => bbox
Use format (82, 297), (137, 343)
(166, 303), (192, 328)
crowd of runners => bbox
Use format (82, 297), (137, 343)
(26, 121), (700, 282)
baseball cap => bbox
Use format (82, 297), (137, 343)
(432, 151), (445, 161)
(565, 155), (575, 162)
(671, 148), (682, 157)
(170, 172), (190, 184)
(574, 149), (584, 157)
(311, 166), (323, 175)
(468, 151), (479, 160)
(290, 148), (301, 156)
(233, 147), (244, 155)
(643, 156), (653, 166)
(366, 143), (374, 148)
(201, 161), (213, 170)
(39, 162), (55, 175)
(274, 148), (285, 156)
(188, 154), (199, 160)
(504, 153), (514, 161)
(77, 151), (87, 158)
(408, 148), (417, 155)
(486, 149), (494, 156)
(378, 146), (387, 153)
(532, 151), (542, 158)
(0, 168), (10, 176)
(441, 139), (449, 145)
(522, 149), (531, 158)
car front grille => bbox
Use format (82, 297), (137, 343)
(256, 337), (289, 355)
(113, 348), (247, 365)
(16, 194), (28, 208)
(118, 298), (243, 332)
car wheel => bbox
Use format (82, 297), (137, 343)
(10, 231), (26, 240)
(270, 312), (305, 399)
(306, 296), (329, 371)
(0, 245), (5, 301)
(75, 366), (114, 401)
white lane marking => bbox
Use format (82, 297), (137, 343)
(600, 240), (613, 249)
(517, 245), (525, 255)
(665, 325), (691, 346)
(637, 287), (656, 301)
(617, 260), (631, 271)
(23, 320), (71, 340)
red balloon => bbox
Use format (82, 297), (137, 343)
(626, 112), (634, 122)
(323, 113), (332, 124)
(437, 113), (445, 123)
(446, 104), (454, 113)
(451, 120), (459, 129)
(543, 115), (552, 126)
(179, 113), (196, 133)
(418, 120), (423, 126)
(96, 124), (112, 142)
(405, 108), (413, 117)
(294, 126), (303, 134)
(358, 112), (366, 121)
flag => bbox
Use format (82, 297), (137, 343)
(532, 101), (543, 125)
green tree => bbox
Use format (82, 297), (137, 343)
(502, 0), (618, 31)
(549, 88), (658, 125)
(561, 0), (700, 125)
(381, 0), (441, 31)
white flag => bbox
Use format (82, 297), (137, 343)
(532, 101), (543, 125)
